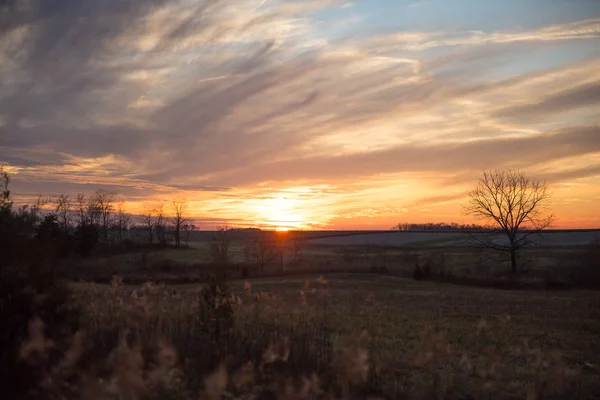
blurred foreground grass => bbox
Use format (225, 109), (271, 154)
(65, 273), (600, 399)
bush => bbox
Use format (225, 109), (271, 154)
(74, 224), (100, 257)
(568, 240), (600, 288)
(0, 272), (80, 399)
(413, 262), (428, 280)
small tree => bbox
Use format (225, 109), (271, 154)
(182, 224), (195, 248)
(463, 170), (555, 274)
(93, 189), (115, 242)
(275, 234), (287, 272)
(1, 167), (12, 213)
(292, 239), (301, 265)
(154, 203), (168, 246)
(141, 206), (154, 247)
(171, 200), (189, 248)
(210, 227), (230, 263)
(244, 231), (276, 272)
(75, 193), (88, 228)
(55, 194), (72, 233)
(114, 202), (132, 242)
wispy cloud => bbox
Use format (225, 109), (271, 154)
(369, 18), (600, 52)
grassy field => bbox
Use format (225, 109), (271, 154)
(70, 273), (600, 399)
(72, 235), (597, 288)
(56, 230), (600, 398)
(303, 230), (600, 247)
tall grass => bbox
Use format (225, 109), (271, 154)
(11, 273), (592, 399)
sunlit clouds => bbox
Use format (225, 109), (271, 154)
(1, 0), (599, 229)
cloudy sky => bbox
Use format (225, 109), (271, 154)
(1, 0), (599, 229)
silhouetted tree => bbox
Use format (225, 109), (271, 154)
(463, 169), (555, 274)
(171, 199), (188, 247)
(1, 166), (11, 212)
(93, 189), (115, 242)
(141, 206), (154, 246)
(114, 201), (132, 242)
(292, 239), (301, 265)
(244, 231), (276, 272)
(395, 221), (490, 231)
(275, 234), (287, 272)
(0, 169), (80, 399)
(154, 203), (168, 246)
(182, 223), (195, 248)
(210, 227), (230, 263)
(55, 194), (72, 233)
(75, 193), (88, 227)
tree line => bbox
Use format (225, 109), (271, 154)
(394, 222), (494, 231)
(1, 168), (195, 262)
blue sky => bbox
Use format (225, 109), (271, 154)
(1, 0), (599, 229)
(329, 0), (599, 32)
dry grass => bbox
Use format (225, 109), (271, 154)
(27, 273), (593, 399)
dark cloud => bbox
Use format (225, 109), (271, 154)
(0, 147), (71, 167)
(206, 125), (600, 185)
(1, 124), (155, 159)
(1, 0), (168, 123)
(539, 165), (600, 183)
(495, 82), (600, 122)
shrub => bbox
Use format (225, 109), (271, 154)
(413, 262), (428, 280)
(568, 239), (600, 288)
(74, 224), (100, 257)
(0, 272), (80, 399)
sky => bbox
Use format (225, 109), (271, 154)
(1, 0), (600, 230)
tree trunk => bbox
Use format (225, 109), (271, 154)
(510, 248), (517, 274)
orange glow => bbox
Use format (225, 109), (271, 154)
(252, 195), (309, 230)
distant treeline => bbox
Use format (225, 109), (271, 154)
(395, 222), (493, 231)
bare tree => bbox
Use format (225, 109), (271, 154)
(275, 234), (287, 272)
(55, 194), (72, 232)
(141, 206), (155, 246)
(75, 193), (89, 228)
(244, 231), (276, 272)
(463, 170), (555, 274)
(115, 202), (132, 242)
(93, 189), (115, 242)
(210, 227), (230, 263)
(182, 224), (195, 248)
(0, 166), (11, 212)
(154, 203), (168, 246)
(292, 239), (301, 265)
(171, 200), (189, 248)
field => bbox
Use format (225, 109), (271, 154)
(71, 273), (600, 399)
(302, 230), (600, 247)
(53, 229), (600, 398)
(74, 229), (600, 288)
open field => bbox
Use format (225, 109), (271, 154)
(303, 230), (600, 247)
(73, 230), (599, 288)
(129, 229), (600, 248)
(55, 228), (599, 397)
(72, 273), (600, 399)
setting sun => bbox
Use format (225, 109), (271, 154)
(254, 195), (308, 230)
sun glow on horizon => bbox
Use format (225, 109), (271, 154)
(253, 195), (309, 230)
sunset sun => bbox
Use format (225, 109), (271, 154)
(255, 195), (307, 230)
